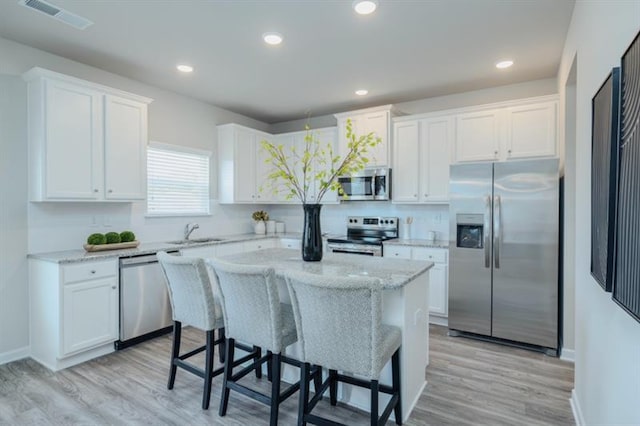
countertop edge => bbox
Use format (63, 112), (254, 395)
(383, 239), (450, 249)
(28, 233), (303, 264)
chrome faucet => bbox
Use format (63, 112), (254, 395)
(184, 223), (199, 240)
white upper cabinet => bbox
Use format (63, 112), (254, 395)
(217, 123), (273, 204)
(23, 68), (151, 202)
(393, 115), (453, 203)
(272, 127), (339, 204)
(104, 95), (148, 200)
(421, 117), (453, 202)
(453, 96), (558, 163)
(392, 121), (420, 202)
(335, 105), (397, 168)
(504, 101), (557, 159)
(455, 110), (501, 162)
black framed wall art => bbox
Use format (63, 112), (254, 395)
(614, 30), (640, 324)
(591, 68), (620, 292)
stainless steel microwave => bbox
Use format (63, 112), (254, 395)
(337, 168), (391, 201)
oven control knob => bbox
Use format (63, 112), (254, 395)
(390, 220), (394, 224)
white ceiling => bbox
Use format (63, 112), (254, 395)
(0, 0), (575, 124)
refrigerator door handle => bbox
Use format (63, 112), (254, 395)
(494, 195), (501, 269)
(484, 195), (491, 268)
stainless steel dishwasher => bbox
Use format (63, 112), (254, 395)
(115, 251), (178, 349)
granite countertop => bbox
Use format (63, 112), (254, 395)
(383, 239), (450, 249)
(218, 248), (433, 289)
(28, 233), (303, 264)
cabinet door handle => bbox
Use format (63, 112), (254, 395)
(424, 193), (428, 198)
(93, 189), (99, 193)
(91, 270), (96, 274)
(111, 286), (116, 290)
(494, 150), (498, 155)
(108, 189), (113, 193)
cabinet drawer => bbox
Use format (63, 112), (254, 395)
(63, 260), (118, 284)
(280, 238), (302, 249)
(243, 239), (276, 252)
(383, 245), (412, 259)
(412, 247), (447, 263)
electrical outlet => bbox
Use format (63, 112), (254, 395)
(89, 215), (99, 228)
(433, 214), (442, 224)
(103, 215), (112, 227)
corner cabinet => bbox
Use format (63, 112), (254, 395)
(453, 97), (558, 163)
(273, 127), (339, 204)
(30, 258), (119, 371)
(23, 68), (152, 202)
(392, 115), (453, 203)
(218, 123), (274, 204)
(383, 245), (449, 323)
(335, 105), (398, 168)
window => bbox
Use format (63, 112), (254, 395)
(147, 142), (210, 216)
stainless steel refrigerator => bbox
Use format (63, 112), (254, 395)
(448, 158), (559, 354)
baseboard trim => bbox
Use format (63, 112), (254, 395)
(0, 346), (30, 365)
(429, 315), (448, 327)
(570, 388), (585, 426)
(560, 347), (575, 363)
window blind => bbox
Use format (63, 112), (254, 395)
(147, 143), (210, 216)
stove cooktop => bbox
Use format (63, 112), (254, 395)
(326, 235), (395, 245)
(328, 216), (399, 246)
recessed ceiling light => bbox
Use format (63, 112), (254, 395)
(263, 32), (283, 45)
(496, 60), (514, 69)
(353, 0), (378, 15)
(176, 64), (194, 73)
(355, 89), (369, 96)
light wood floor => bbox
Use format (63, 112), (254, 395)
(0, 326), (574, 425)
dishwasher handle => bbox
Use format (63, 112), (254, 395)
(120, 251), (179, 267)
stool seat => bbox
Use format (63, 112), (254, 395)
(208, 259), (321, 426)
(157, 251), (262, 411)
(285, 269), (403, 426)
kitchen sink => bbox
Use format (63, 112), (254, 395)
(167, 237), (226, 245)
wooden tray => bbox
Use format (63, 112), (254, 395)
(83, 240), (140, 252)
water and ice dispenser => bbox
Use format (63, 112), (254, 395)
(456, 214), (484, 249)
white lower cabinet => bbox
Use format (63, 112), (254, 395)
(30, 258), (119, 371)
(180, 245), (217, 258)
(63, 277), (118, 355)
(243, 239), (277, 252)
(279, 238), (302, 249)
(384, 245), (412, 259)
(384, 245), (449, 322)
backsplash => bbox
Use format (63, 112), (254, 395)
(266, 203), (450, 240)
(27, 200), (449, 253)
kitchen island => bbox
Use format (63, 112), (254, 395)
(216, 248), (432, 423)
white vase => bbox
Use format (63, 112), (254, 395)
(254, 221), (266, 234)
(266, 220), (276, 234)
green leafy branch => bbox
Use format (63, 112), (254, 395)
(260, 119), (381, 204)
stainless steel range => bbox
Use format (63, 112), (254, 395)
(327, 216), (399, 256)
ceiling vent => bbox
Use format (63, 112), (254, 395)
(19, 0), (93, 30)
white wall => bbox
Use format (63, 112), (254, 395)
(558, 2), (640, 424)
(269, 78), (557, 134)
(0, 75), (29, 361)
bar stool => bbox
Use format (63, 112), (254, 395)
(285, 270), (403, 426)
(157, 251), (260, 410)
(208, 259), (318, 426)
